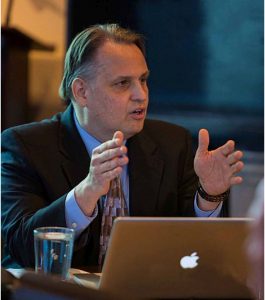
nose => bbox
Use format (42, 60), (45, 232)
(130, 81), (148, 102)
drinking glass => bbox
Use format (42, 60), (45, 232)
(34, 227), (74, 280)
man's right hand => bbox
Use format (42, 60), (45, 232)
(74, 131), (128, 216)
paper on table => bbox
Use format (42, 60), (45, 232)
(6, 268), (28, 279)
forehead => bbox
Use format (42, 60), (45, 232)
(93, 41), (148, 77)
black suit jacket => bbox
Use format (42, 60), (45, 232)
(1, 105), (198, 269)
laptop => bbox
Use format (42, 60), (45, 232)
(74, 217), (255, 299)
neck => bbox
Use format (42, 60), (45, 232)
(73, 105), (112, 142)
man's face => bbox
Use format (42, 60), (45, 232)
(82, 41), (149, 141)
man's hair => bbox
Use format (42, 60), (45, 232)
(59, 23), (146, 103)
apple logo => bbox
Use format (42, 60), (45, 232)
(180, 252), (199, 269)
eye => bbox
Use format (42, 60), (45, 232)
(115, 80), (130, 87)
(140, 76), (148, 85)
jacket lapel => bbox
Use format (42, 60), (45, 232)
(58, 105), (90, 189)
(128, 130), (164, 216)
(57, 107), (164, 216)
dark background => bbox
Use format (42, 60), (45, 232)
(67, 0), (264, 152)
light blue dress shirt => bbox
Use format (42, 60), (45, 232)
(65, 113), (222, 237)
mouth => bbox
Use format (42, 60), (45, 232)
(130, 108), (146, 120)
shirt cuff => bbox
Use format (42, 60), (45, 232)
(194, 192), (223, 217)
(65, 188), (98, 238)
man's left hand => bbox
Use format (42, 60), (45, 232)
(194, 129), (244, 196)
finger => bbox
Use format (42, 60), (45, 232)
(231, 161), (244, 174)
(100, 145), (127, 163)
(113, 131), (124, 142)
(230, 176), (243, 185)
(101, 166), (123, 181)
(227, 151), (244, 165)
(112, 131), (124, 148)
(92, 145), (127, 166)
(220, 140), (235, 156)
(94, 131), (125, 154)
(197, 129), (209, 153)
(94, 139), (122, 155)
(96, 155), (129, 175)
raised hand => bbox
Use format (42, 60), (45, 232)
(75, 131), (129, 216)
(194, 129), (244, 196)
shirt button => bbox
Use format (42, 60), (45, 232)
(72, 222), (77, 229)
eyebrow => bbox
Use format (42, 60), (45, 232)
(114, 71), (150, 81)
(141, 70), (150, 78)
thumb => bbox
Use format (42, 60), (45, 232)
(112, 131), (124, 145)
(197, 129), (210, 153)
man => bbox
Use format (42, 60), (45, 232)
(1, 24), (244, 269)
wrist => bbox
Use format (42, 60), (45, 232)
(74, 181), (99, 216)
(197, 182), (230, 203)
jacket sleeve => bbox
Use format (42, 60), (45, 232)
(176, 129), (198, 216)
(1, 128), (85, 268)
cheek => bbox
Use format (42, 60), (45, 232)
(101, 95), (113, 110)
(102, 95), (128, 115)
(92, 93), (115, 116)
(91, 87), (128, 118)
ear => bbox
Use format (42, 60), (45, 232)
(71, 77), (89, 107)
